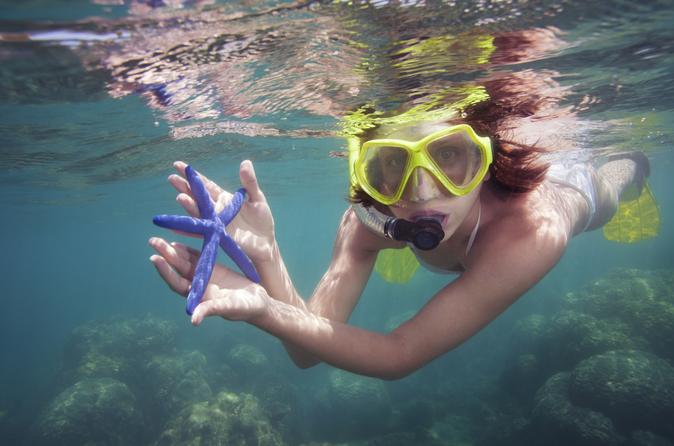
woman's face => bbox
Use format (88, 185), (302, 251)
(376, 122), (486, 240)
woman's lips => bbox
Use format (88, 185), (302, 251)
(410, 213), (447, 226)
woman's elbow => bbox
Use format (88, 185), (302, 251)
(375, 334), (422, 380)
(285, 345), (321, 369)
(293, 357), (321, 370)
(377, 367), (413, 381)
(374, 356), (422, 380)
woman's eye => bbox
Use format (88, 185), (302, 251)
(438, 147), (457, 160)
(385, 156), (404, 168)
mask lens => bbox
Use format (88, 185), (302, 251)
(426, 131), (483, 186)
(362, 145), (409, 199)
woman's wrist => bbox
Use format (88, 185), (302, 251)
(256, 238), (281, 266)
(248, 288), (275, 327)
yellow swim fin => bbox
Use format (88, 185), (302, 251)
(603, 182), (660, 243)
(375, 247), (420, 283)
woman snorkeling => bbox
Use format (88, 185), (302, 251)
(148, 68), (651, 379)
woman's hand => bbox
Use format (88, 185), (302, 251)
(149, 237), (270, 326)
(169, 160), (276, 264)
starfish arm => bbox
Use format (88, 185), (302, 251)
(218, 188), (246, 224)
(185, 230), (220, 315)
(219, 233), (261, 283)
(153, 215), (208, 235)
(185, 165), (215, 219)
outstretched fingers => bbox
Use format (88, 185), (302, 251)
(239, 160), (266, 203)
(168, 172), (190, 195)
(168, 170), (201, 218)
(190, 299), (217, 325)
(175, 161), (224, 200)
(190, 293), (240, 326)
(176, 192), (199, 217)
(150, 254), (191, 296)
(149, 237), (198, 278)
(173, 160), (188, 177)
(174, 161), (235, 214)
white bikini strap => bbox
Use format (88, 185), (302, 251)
(465, 202), (481, 256)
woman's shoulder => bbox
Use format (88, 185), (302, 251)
(466, 186), (570, 276)
(482, 182), (574, 243)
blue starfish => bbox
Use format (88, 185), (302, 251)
(153, 165), (260, 315)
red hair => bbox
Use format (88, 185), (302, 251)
(350, 28), (574, 204)
(349, 71), (559, 205)
(462, 72), (558, 194)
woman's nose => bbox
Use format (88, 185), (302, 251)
(403, 167), (443, 202)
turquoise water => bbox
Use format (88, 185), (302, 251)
(1, 1), (674, 445)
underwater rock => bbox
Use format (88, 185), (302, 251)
(503, 269), (673, 404)
(628, 431), (674, 446)
(629, 430), (674, 446)
(141, 350), (213, 420)
(396, 399), (434, 434)
(228, 343), (270, 369)
(563, 268), (674, 362)
(309, 369), (392, 441)
(531, 372), (626, 446)
(500, 352), (546, 402)
(211, 361), (240, 390)
(31, 377), (142, 446)
(546, 310), (646, 369)
(427, 413), (479, 446)
(210, 343), (298, 438)
(153, 390), (285, 446)
(495, 270), (674, 446)
(510, 313), (548, 350)
(222, 343), (281, 399)
(367, 430), (443, 446)
(475, 410), (534, 446)
(530, 350), (674, 445)
(61, 315), (177, 385)
(249, 377), (299, 439)
(500, 314), (556, 400)
(568, 350), (674, 438)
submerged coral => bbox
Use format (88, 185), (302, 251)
(34, 314), (304, 445)
(61, 315), (177, 385)
(569, 350), (674, 438)
(531, 349), (674, 445)
(153, 391), (285, 446)
(503, 269), (674, 400)
(310, 369), (392, 441)
(31, 378), (143, 446)
(490, 268), (674, 446)
(532, 372), (625, 446)
(141, 350), (213, 421)
(228, 343), (270, 369)
(562, 269), (674, 362)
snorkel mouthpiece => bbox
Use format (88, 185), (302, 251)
(385, 217), (444, 251)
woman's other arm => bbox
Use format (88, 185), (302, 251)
(186, 210), (569, 379)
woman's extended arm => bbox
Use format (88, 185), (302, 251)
(281, 207), (393, 367)
(150, 208), (381, 368)
(248, 211), (568, 379)
(166, 160), (304, 304)
(154, 162), (385, 366)
(154, 206), (569, 379)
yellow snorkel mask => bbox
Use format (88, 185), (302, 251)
(355, 124), (492, 205)
(342, 85), (492, 205)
